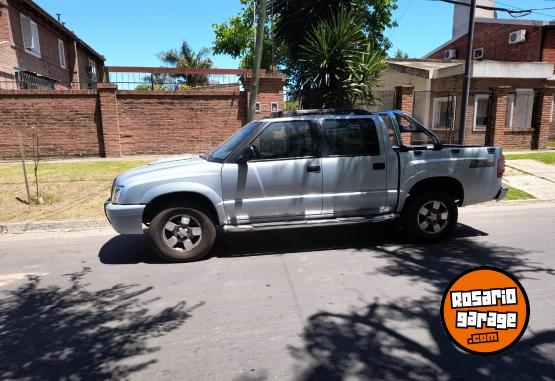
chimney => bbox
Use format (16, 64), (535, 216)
(452, 0), (496, 39)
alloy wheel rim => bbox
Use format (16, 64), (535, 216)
(417, 200), (449, 234)
(162, 214), (202, 252)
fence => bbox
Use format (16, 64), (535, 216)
(412, 90), (492, 146)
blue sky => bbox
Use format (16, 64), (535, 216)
(34, 0), (555, 67)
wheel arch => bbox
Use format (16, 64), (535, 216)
(406, 177), (464, 207)
(142, 192), (221, 226)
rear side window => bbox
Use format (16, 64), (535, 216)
(323, 119), (380, 156)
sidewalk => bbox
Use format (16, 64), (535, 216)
(505, 159), (555, 200)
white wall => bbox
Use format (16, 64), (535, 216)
(453, 0), (496, 39)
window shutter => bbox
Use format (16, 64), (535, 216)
(30, 20), (40, 55)
(20, 14), (33, 50)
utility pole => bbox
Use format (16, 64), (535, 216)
(458, 0), (477, 145)
(247, 0), (267, 122)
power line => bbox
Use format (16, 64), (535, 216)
(495, 0), (555, 19)
(431, 0), (555, 18)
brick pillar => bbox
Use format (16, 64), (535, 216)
(242, 73), (285, 120)
(532, 87), (554, 150)
(486, 86), (509, 146)
(97, 83), (121, 157)
(395, 85), (414, 116)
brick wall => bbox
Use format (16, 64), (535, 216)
(397, 78), (553, 149)
(0, 76), (284, 159)
(0, 89), (102, 158)
(116, 90), (245, 155)
(428, 22), (543, 62)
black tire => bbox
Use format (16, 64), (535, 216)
(402, 191), (458, 242)
(149, 205), (216, 263)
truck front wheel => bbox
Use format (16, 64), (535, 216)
(402, 191), (458, 242)
(149, 205), (216, 262)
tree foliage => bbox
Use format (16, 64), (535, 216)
(158, 40), (213, 86)
(212, 0), (279, 70)
(213, 0), (397, 108)
(298, 7), (387, 108)
(393, 49), (409, 59)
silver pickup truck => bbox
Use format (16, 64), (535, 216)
(105, 109), (508, 262)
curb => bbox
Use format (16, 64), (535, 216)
(0, 219), (112, 235)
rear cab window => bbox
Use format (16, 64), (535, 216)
(322, 118), (380, 156)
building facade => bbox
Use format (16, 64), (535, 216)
(0, 0), (104, 90)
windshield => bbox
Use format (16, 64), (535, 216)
(206, 121), (262, 162)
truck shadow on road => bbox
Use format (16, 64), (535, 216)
(98, 223), (488, 264)
(288, 234), (555, 381)
(0, 267), (202, 380)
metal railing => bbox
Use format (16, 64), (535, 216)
(103, 67), (269, 91)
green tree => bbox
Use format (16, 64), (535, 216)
(298, 7), (387, 108)
(213, 0), (397, 108)
(393, 49), (409, 59)
(212, 0), (279, 70)
(159, 40), (213, 86)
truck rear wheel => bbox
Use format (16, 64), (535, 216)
(402, 191), (458, 242)
(149, 205), (216, 262)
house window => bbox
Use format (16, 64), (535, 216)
(473, 94), (489, 132)
(255, 102), (261, 113)
(58, 39), (66, 68)
(432, 97), (456, 130)
(271, 102), (278, 113)
(506, 89), (534, 129)
(20, 14), (41, 58)
(87, 59), (97, 82)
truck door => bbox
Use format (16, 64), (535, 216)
(320, 117), (388, 216)
(221, 120), (322, 223)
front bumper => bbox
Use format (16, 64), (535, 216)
(104, 200), (146, 234)
(495, 186), (509, 202)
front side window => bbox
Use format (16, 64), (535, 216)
(251, 121), (314, 160)
(323, 119), (380, 156)
(209, 121), (261, 162)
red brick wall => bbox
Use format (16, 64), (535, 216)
(541, 28), (555, 63)
(411, 76), (554, 148)
(0, 0), (17, 81)
(0, 76), (284, 159)
(0, 89), (102, 158)
(116, 90), (245, 155)
(428, 22), (543, 62)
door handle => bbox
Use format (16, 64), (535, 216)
(306, 165), (321, 173)
(373, 163), (386, 170)
(451, 148), (460, 154)
(414, 151), (423, 156)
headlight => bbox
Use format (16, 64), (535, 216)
(111, 185), (123, 204)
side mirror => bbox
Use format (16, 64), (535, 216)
(237, 145), (255, 164)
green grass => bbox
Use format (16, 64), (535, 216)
(0, 160), (149, 223)
(505, 151), (555, 165)
(504, 186), (536, 201)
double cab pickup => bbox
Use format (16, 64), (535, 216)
(105, 109), (508, 262)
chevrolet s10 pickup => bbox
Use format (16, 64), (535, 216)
(105, 109), (507, 262)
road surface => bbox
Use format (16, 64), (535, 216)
(0, 203), (554, 380)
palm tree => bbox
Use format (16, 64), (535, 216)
(159, 41), (214, 87)
(298, 7), (387, 108)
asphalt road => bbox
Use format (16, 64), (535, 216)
(0, 203), (554, 381)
